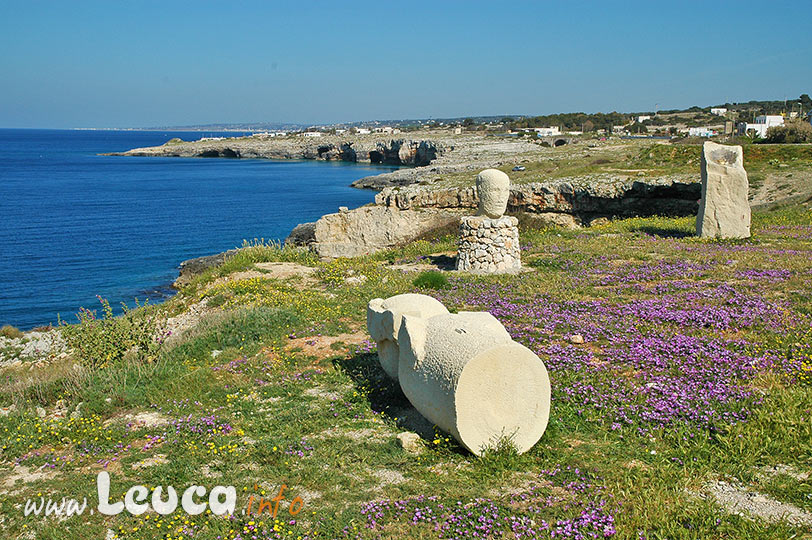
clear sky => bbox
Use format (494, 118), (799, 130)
(1, 0), (810, 128)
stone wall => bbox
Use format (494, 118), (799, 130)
(456, 216), (521, 274)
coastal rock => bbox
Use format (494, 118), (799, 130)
(293, 206), (463, 259)
(696, 142), (751, 239)
(174, 250), (239, 288)
(286, 222), (317, 246)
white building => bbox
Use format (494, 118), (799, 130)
(534, 126), (561, 136)
(737, 115), (784, 138)
(637, 115), (652, 123)
(301, 131), (323, 138)
(356, 128), (371, 135)
(688, 127), (717, 137)
(335, 128), (347, 135)
(710, 108), (728, 116)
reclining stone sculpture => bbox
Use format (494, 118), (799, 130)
(367, 294), (551, 456)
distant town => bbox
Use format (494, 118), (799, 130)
(114, 95), (812, 145)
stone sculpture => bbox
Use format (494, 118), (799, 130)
(456, 169), (522, 273)
(476, 168), (511, 219)
(696, 141), (751, 239)
(366, 293), (449, 380)
(367, 295), (551, 456)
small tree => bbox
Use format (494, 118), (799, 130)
(764, 119), (812, 143)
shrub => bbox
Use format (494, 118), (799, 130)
(61, 297), (165, 369)
(0, 325), (24, 339)
(764, 119), (812, 144)
(413, 271), (450, 290)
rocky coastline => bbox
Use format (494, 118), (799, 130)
(104, 134), (445, 170)
(109, 132), (706, 271)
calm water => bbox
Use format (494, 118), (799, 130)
(0, 129), (395, 329)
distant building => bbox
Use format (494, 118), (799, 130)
(301, 131), (323, 138)
(637, 115), (652, 123)
(534, 126), (561, 136)
(737, 115), (784, 138)
(711, 108), (728, 116)
(612, 125), (627, 134)
(335, 128), (347, 135)
(356, 128), (371, 135)
(453, 127), (462, 134)
(688, 127), (717, 137)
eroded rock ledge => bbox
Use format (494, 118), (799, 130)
(375, 176), (700, 218)
(285, 177), (700, 259)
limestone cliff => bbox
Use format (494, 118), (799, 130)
(107, 135), (443, 167)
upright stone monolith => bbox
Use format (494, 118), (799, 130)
(696, 141), (751, 238)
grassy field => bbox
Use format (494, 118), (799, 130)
(434, 140), (812, 204)
(1, 201), (811, 539)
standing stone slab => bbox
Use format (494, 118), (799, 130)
(696, 142), (751, 239)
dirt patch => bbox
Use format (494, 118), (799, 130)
(697, 479), (812, 527)
(288, 331), (367, 360)
(314, 426), (389, 443)
(0, 465), (59, 495)
(164, 299), (214, 343)
(255, 262), (318, 284)
(372, 468), (406, 486)
(758, 464), (810, 482)
(304, 387), (343, 401)
(131, 454), (169, 469)
(106, 411), (170, 429)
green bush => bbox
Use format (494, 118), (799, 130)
(60, 297), (165, 369)
(764, 119), (812, 144)
(0, 325), (24, 339)
(413, 271), (450, 290)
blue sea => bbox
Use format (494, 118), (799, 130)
(0, 129), (396, 330)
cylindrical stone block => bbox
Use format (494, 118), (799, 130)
(397, 311), (551, 456)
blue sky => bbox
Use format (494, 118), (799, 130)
(1, 1), (810, 128)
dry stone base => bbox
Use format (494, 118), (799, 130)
(456, 215), (521, 274)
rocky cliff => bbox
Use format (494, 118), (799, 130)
(107, 135), (444, 167)
(375, 176), (700, 220)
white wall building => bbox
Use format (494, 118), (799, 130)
(637, 115), (652, 123)
(737, 115), (784, 138)
(688, 127), (717, 137)
(534, 126), (561, 136)
(356, 128), (371, 135)
(301, 131), (323, 138)
(711, 108), (728, 116)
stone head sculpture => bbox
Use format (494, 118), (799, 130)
(476, 169), (511, 218)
